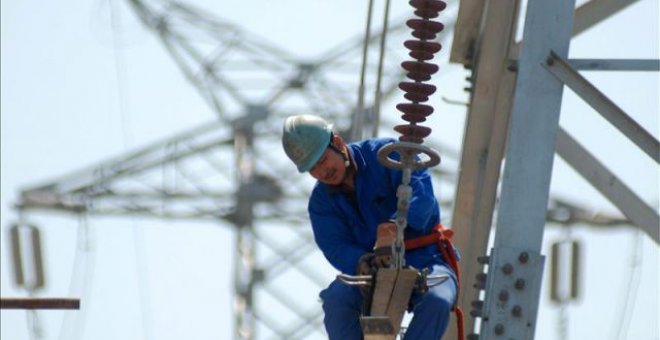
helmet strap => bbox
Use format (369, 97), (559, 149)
(328, 143), (349, 168)
(327, 134), (353, 187)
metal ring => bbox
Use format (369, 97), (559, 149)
(377, 142), (441, 170)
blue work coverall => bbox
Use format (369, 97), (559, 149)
(308, 137), (457, 340)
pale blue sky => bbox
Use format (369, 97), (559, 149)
(1, 0), (658, 339)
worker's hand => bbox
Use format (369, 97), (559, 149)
(356, 253), (376, 304)
(372, 222), (397, 268)
(374, 222), (397, 248)
(356, 253), (375, 276)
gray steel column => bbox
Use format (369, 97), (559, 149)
(479, 0), (576, 338)
(449, 0), (520, 336)
(233, 128), (257, 340)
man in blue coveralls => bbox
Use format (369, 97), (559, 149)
(282, 114), (457, 340)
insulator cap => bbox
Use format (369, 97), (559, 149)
(401, 61), (439, 82)
(399, 82), (437, 96)
(409, 0), (447, 13)
(411, 29), (438, 40)
(404, 40), (442, 60)
(394, 125), (432, 144)
(396, 103), (434, 120)
(404, 40), (441, 54)
(406, 19), (445, 36)
(399, 82), (437, 102)
(403, 92), (429, 103)
(401, 61), (439, 74)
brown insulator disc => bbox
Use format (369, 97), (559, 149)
(404, 92), (430, 102)
(404, 40), (442, 54)
(407, 19), (445, 35)
(406, 72), (432, 82)
(401, 61), (439, 76)
(399, 82), (437, 96)
(411, 29), (437, 40)
(414, 9), (439, 19)
(409, 50), (434, 60)
(409, 0), (447, 12)
(394, 125), (432, 143)
(396, 103), (434, 120)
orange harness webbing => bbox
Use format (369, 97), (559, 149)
(405, 224), (465, 340)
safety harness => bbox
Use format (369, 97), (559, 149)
(405, 224), (465, 340)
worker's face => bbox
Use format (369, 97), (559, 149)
(309, 137), (347, 185)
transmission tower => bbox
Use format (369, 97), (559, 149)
(11, 0), (652, 339)
(449, 0), (658, 338)
(15, 1), (459, 338)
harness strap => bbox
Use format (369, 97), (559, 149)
(405, 224), (464, 340)
(404, 224), (454, 250)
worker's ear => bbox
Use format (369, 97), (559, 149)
(332, 133), (344, 148)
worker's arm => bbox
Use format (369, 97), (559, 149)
(308, 190), (368, 275)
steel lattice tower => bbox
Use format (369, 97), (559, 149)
(10, 0), (651, 339)
(15, 1), (459, 338)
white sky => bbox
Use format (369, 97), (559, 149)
(1, 0), (658, 339)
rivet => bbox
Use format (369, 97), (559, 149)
(476, 272), (487, 282)
(502, 263), (513, 275)
(498, 290), (509, 302)
(546, 57), (555, 66)
(507, 61), (518, 72)
(515, 278), (525, 290)
(512, 305), (522, 317)
(494, 323), (505, 335)
(519, 252), (529, 264)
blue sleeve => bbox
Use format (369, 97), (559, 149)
(308, 189), (368, 275)
(387, 165), (438, 233)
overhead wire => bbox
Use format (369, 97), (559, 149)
(58, 214), (96, 340)
(55, 1), (154, 339)
(107, 0), (155, 339)
(371, 0), (392, 138)
(612, 229), (644, 340)
(353, 0), (393, 141)
(352, 0), (375, 142)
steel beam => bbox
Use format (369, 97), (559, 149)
(545, 51), (660, 163)
(447, 0), (519, 338)
(573, 0), (639, 37)
(452, 0), (639, 67)
(479, 0), (576, 338)
(449, 0), (485, 64)
(567, 58), (660, 71)
(449, 0), (520, 336)
(556, 128), (660, 243)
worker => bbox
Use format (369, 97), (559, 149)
(282, 114), (457, 340)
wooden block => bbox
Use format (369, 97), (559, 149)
(369, 269), (398, 315)
(363, 268), (419, 338)
(386, 269), (418, 333)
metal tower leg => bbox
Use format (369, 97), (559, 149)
(478, 0), (576, 338)
(449, 1), (520, 336)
